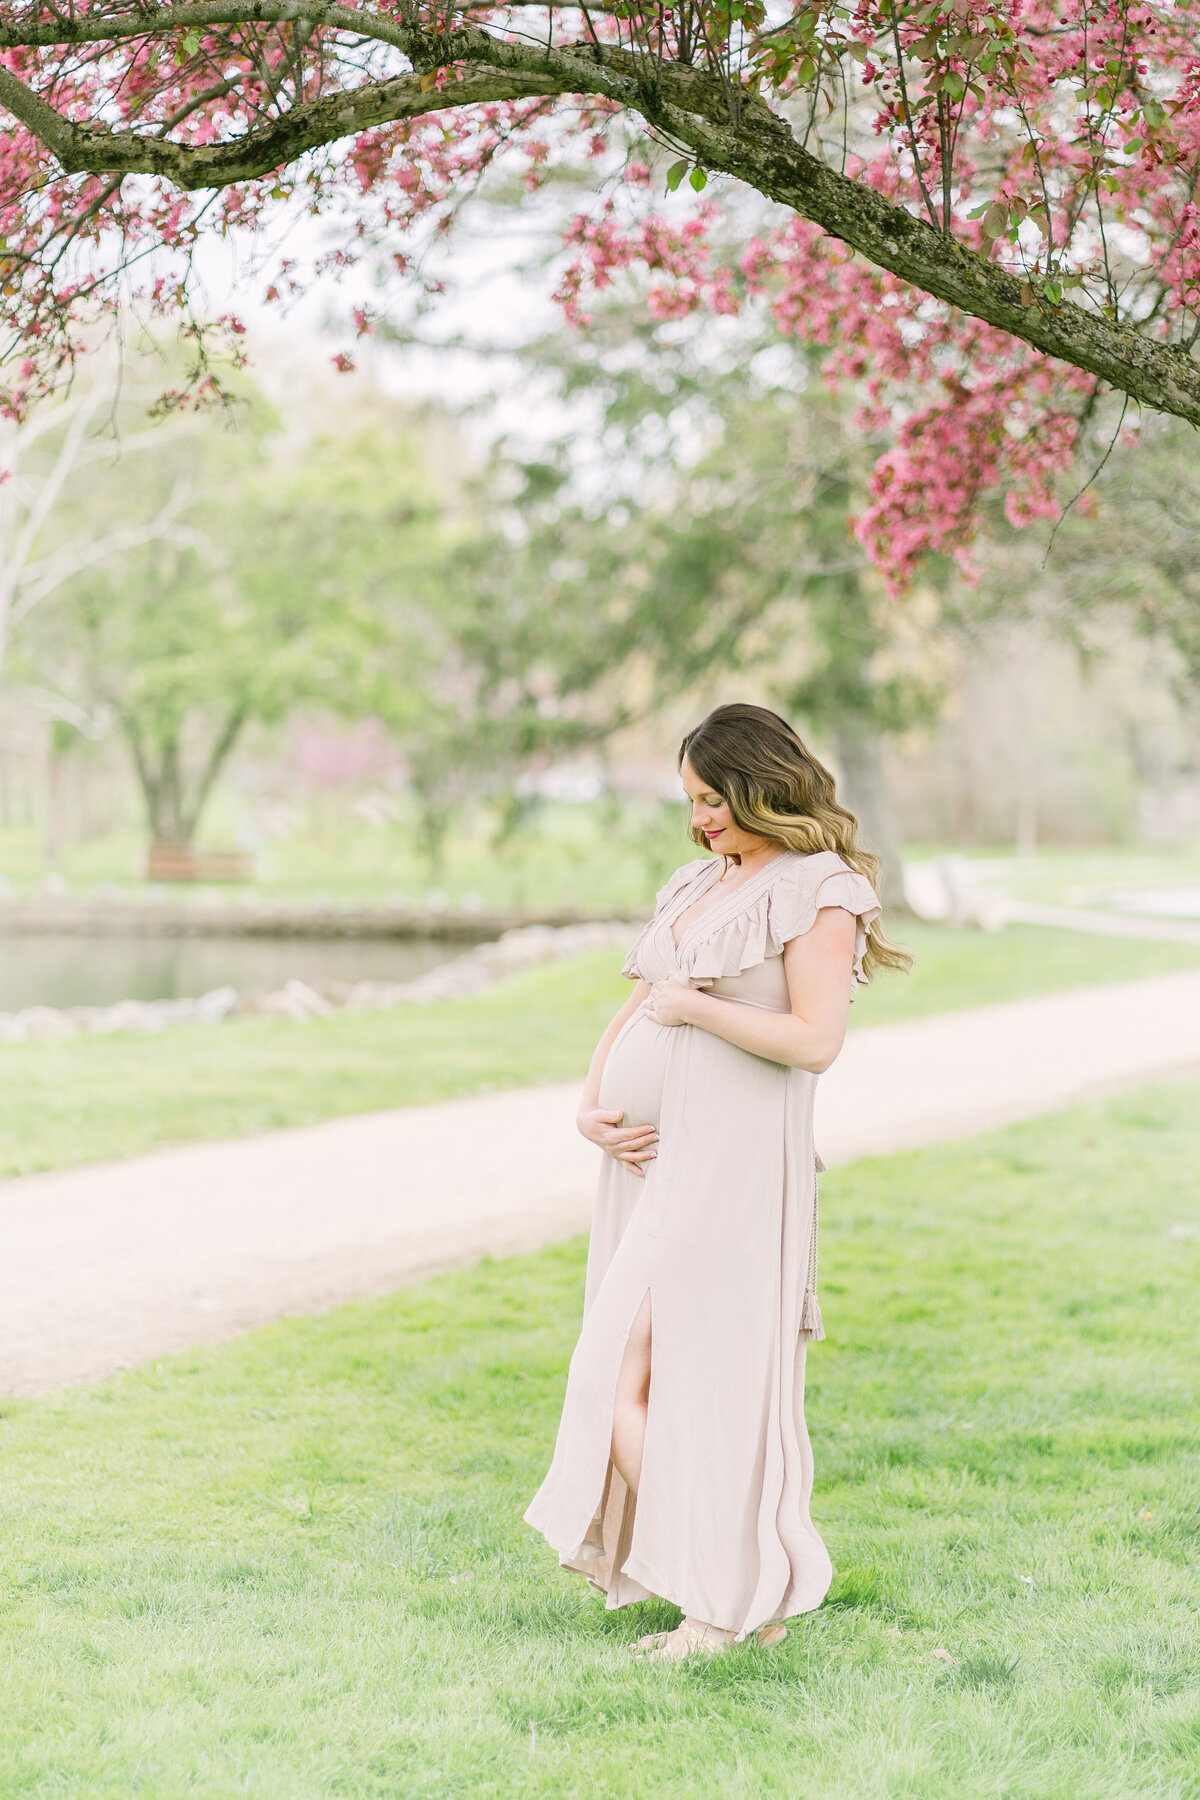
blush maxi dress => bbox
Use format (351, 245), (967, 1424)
(525, 848), (882, 1640)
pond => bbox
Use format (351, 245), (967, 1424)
(0, 934), (477, 1013)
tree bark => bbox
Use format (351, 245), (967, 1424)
(3, 12), (1200, 424)
(416, 789), (451, 880)
(119, 710), (246, 847)
(43, 729), (66, 867)
(178, 709), (248, 843)
(122, 722), (175, 844)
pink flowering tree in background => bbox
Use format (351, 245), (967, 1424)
(3, 1), (1200, 582)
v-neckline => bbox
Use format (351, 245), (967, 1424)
(667, 853), (791, 953)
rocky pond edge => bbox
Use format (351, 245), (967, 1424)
(0, 921), (638, 1044)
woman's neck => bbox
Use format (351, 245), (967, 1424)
(722, 840), (780, 877)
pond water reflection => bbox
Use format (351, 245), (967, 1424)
(0, 934), (475, 1012)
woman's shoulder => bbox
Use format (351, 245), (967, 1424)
(767, 849), (881, 934)
(770, 847), (861, 887)
(653, 856), (713, 911)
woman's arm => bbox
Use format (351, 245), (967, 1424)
(577, 981), (660, 1177)
(645, 908), (857, 1073)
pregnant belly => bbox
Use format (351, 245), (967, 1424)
(597, 1006), (673, 1132)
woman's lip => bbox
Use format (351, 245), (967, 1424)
(704, 828), (723, 838)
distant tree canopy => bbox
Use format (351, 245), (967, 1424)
(448, 311), (952, 901)
(1046, 416), (1200, 695)
(12, 323), (1198, 878)
(18, 376), (451, 849)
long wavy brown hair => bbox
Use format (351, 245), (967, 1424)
(679, 702), (911, 981)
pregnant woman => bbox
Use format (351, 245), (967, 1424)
(525, 702), (908, 1660)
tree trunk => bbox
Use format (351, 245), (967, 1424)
(418, 794), (451, 880)
(832, 720), (906, 913)
(121, 709), (246, 850)
(43, 727), (66, 867)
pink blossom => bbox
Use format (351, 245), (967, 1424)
(2, 3), (1197, 580)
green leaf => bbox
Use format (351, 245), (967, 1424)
(666, 159), (689, 193)
(180, 29), (200, 55)
(689, 167), (708, 192)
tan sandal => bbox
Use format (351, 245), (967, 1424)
(756, 1623), (787, 1648)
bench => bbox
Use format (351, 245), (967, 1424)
(145, 844), (254, 883)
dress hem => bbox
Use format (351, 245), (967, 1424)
(523, 1509), (830, 1641)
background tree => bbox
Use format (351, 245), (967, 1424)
(0, 361), (195, 677)
(1047, 416), (1200, 697)
(18, 386), (450, 854)
(452, 312), (945, 901)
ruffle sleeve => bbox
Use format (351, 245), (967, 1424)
(621, 858), (711, 981)
(683, 852), (882, 988)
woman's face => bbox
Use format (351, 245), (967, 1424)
(680, 756), (773, 859)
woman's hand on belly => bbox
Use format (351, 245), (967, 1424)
(577, 1107), (659, 1178)
(643, 971), (706, 1028)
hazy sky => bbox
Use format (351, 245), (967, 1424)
(188, 181), (580, 454)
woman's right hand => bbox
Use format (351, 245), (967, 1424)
(577, 1107), (659, 1178)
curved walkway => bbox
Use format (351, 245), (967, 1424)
(4, 967), (1200, 1398)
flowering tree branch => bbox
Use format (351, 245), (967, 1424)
(5, 1), (1200, 578)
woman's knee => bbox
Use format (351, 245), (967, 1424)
(615, 1293), (653, 1406)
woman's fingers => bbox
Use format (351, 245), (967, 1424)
(614, 1146), (656, 1168)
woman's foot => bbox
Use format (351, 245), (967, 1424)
(633, 1616), (735, 1661)
(632, 1619), (788, 1658)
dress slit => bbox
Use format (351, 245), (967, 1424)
(558, 1279), (657, 1596)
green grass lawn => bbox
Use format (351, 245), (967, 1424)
(959, 848), (1200, 908)
(2, 1081), (1198, 1798)
(3, 922), (1200, 1179)
(852, 918), (1200, 1025)
(8, 806), (1200, 914)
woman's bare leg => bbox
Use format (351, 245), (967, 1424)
(610, 1293), (652, 1495)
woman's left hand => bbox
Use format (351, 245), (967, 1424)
(645, 972), (702, 1028)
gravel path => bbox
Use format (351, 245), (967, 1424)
(4, 968), (1200, 1398)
